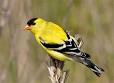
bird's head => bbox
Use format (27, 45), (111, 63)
(24, 18), (46, 34)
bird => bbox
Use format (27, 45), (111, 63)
(24, 18), (104, 77)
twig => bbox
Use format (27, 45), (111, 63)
(75, 34), (83, 48)
(48, 57), (68, 83)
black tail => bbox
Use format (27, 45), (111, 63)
(85, 59), (104, 77)
(78, 53), (104, 77)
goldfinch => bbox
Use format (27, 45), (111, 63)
(24, 18), (104, 77)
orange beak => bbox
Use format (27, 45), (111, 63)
(24, 25), (32, 30)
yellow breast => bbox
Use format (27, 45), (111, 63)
(46, 49), (73, 61)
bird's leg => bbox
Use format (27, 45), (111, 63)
(75, 34), (83, 49)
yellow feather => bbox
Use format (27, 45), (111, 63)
(30, 18), (72, 61)
(40, 22), (68, 44)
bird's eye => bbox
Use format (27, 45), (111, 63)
(27, 18), (37, 26)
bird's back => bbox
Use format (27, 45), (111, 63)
(40, 22), (68, 44)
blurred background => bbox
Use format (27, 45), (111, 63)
(0, 0), (114, 83)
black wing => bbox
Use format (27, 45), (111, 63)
(40, 37), (82, 56)
(40, 32), (90, 58)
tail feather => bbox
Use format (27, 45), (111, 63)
(88, 63), (104, 77)
(76, 53), (104, 77)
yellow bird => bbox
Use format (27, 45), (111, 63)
(24, 18), (104, 76)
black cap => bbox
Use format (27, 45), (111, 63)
(27, 18), (37, 26)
